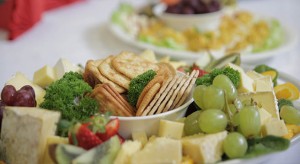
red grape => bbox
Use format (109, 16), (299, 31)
(13, 90), (36, 107)
(20, 85), (35, 98)
(1, 85), (17, 105)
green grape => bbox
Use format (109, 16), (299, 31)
(239, 106), (261, 137)
(234, 98), (243, 110)
(223, 132), (248, 159)
(193, 85), (225, 110)
(184, 111), (202, 135)
(198, 109), (228, 133)
(280, 106), (300, 124)
(232, 112), (240, 126)
(212, 74), (237, 103)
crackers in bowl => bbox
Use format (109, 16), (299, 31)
(84, 51), (198, 117)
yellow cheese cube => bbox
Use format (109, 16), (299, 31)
(43, 136), (68, 164)
(246, 70), (264, 80)
(114, 140), (142, 164)
(54, 58), (81, 79)
(262, 118), (288, 137)
(139, 49), (157, 63)
(33, 65), (57, 88)
(258, 107), (272, 126)
(131, 137), (182, 164)
(181, 131), (227, 164)
(132, 131), (148, 147)
(255, 76), (273, 92)
(158, 119), (184, 139)
(6, 72), (46, 106)
(0, 107), (60, 164)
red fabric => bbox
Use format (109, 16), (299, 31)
(0, 0), (82, 40)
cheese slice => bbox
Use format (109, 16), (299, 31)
(226, 63), (254, 93)
(255, 76), (273, 92)
(33, 65), (57, 88)
(113, 140), (142, 164)
(132, 131), (148, 147)
(139, 49), (157, 63)
(54, 58), (81, 79)
(181, 131), (227, 164)
(258, 107), (272, 126)
(239, 91), (280, 119)
(246, 70), (264, 80)
(43, 136), (68, 164)
(131, 137), (182, 164)
(158, 119), (184, 139)
(262, 118), (288, 137)
(0, 107), (60, 164)
(6, 72), (46, 106)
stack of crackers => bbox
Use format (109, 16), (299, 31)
(84, 51), (199, 117)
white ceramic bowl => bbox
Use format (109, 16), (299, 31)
(110, 91), (194, 139)
(153, 3), (223, 31)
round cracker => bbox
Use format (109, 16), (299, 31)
(112, 51), (159, 79)
(98, 56), (131, 89)
(136, 75), (164, 108)
(136, 83), (161, 116)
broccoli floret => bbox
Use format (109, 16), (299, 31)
(40, 72), (99, 136)
(128, 70), (156, 107)
(196, 67), (240, 88)
(278, 99), (294, 110)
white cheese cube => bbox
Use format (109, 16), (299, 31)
(262, 118), (288, 137)
(258, 107), (272, 126)
(226, 63), (254, 93)
(0, 107), (60, 164)
(54, 58), (81, 79)
(246, 70), (264, 80)
(181, 131), (227, 164)
(33, 65), (57, 88)
(6, 72), (46, 106)
(131, 137), (182, 164)
(158, 119), (184, 139)
(132, 131), (148, 147)
(239, 91), (280, 119)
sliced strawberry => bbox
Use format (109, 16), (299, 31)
(116, 133), (125, 144)
(191, 64), (208, 77)
(69, 123), (103, 150)
(96, 118), (120, 141)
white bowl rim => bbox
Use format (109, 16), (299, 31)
(153, 2), (224, 18)
(110, 98), (194, 121)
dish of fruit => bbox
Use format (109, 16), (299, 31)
(0, 50), (300, 164)
(110, 2), (297, 64)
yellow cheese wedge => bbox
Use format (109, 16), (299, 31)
(54, 58), (81, 79)
(139, 49), (157, 63)
(131, 137), (182, 164)
(6, 72), (46, 106)
(132, 131), (148, 147)
(262, 118), (288, 137)
(33, 65), (57, 88)
(255, 76), (273, 92)
(258, 107), (272, 126)
(226, 63), (254, 93)
(239, 91), (280, 119)
(158, 119), (184, 139)
(0, 107), (60, 164)
(181, 131), (227, 164)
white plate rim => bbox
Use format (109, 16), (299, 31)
(109, 18), (298, 63)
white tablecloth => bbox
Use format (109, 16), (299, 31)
(0, 0), (300, 163)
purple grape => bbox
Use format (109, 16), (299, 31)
(20, 85), (35, 98)
(1, 85), (16, 106)
(13, 90), (36, 107)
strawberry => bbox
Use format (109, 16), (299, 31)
(116, 133), (125, 144)
(69, 123), (103, 150)
(191, 64), (208, 77)
(96, 118), (120, 141)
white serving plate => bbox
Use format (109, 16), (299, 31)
(109, 19), (298, 65)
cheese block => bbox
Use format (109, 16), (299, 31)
(139, 49), (157, 63)
(132, 131), (148, 147)
(255, 76), (273, 92)
(158, 119), (184, 139)
(262, 118), (288, 137)
(258, 107), (272, 126)
(0, 107), (60, 164)
(246, 70), (264, 80)
(226, 63), (254, 93)
(131, 137), (182, 164)
(113, 140), (142, 164)
(5, 72), (46, 106)
(33, 65), (57, 88)
(181, 131), (227, 164)
(43, 136), (69, 164)
(239, 91), (280, 119)
(54, 58), (81, 79)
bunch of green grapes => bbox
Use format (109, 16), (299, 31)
(184, 74), (264, 159)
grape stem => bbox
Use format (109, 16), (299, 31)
(223, 91), (235, 132)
